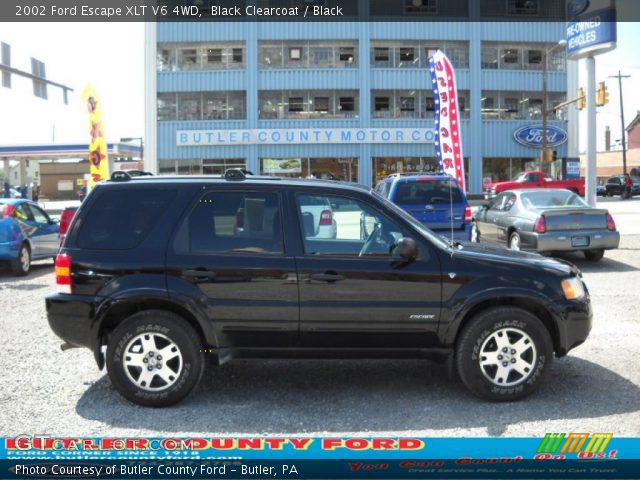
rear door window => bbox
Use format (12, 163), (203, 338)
(173, 191), (283, 255)
(77, 188), (176, 250)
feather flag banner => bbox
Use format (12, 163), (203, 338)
(428, 50), (466, 191)
(81, 84), (109, 190)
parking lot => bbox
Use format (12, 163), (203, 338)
(0, 198), (639, 437)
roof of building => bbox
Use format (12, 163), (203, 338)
(626, 111), (640, 133)
(0, 143), (142, 160)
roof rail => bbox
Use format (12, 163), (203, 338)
(110, 170), (154, 182)
(224, 168), (253, 181)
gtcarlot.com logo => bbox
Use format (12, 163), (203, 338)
(536, 433), (616, 460)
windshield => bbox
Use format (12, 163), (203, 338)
(371, 189), (451, 250)
(520, 190), (588, 209)
(512, 172), (527, 181)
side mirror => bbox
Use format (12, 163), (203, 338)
(391, 237), (418, 262)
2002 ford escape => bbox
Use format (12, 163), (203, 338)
(46, 170), (592, 407)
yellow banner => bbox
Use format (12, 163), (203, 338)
(81, 84), (109, 190)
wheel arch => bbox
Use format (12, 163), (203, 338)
(94, 297), (213, 369)
(452, 297), (560, 355)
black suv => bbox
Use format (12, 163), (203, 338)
(47, 170), (592, 406)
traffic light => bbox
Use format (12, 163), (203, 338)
(596, 81), (609, 106)
(577, 88), (586, 110)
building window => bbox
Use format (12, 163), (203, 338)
(372, 41), (469, 69)
(399, 47), (415, 63)
(177, 93), (201, 120)
(158, 93), (177, 121)
(400, 97), (415, 114)
(1, 42), (10, 88)
(158, 92), (246, 121)
(179, 49), (199, 70)
(339, 96), (355, 113)
(525, 49), (543, 69)
(232, 48), (243, 63)
(31, 58), (47, 99)
(404, 0), (437, 14)
(482, 42), (565, 71)
(259, 91), (358, 119)
(207, 48), (223, 64)
(289, 47), (302, 61)
(288, 96), (304, 112)
(374, 47), (389, 62)
(481, 46), (499, 69)
(500, 48), (520, 69)
(507, 0), (539, 15)
(374, 96), (390, 114)
(259, 41), (357, 69)
(481, 91), (566, 120)
(339, 47), (355, 63)
(314, 97), (330, 113)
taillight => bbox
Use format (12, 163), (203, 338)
(2, 204), (14, 217)
(464, 206), (472, 222)
(606, 212), (616, 231)
(59, 210), (74, 236)
(319, 209), (333, 226)
(534, 215), (547, 234)
(55, 253), (72, 294)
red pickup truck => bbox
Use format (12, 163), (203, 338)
(485, 171), (585, 198)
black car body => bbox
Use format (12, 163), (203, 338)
(604, 174), (640, 197)
(47, 171), (592, 406)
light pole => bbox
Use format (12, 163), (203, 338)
(120, 137), (144, 169)
(609, 71), (630, 174)
(541, 40), (566, 175)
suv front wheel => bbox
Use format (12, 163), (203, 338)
(455, 307), (552, 401)
(106, 310), (205, 407)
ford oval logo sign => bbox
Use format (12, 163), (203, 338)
(513, 125), (568, 148)
(567, 0), (589, 17)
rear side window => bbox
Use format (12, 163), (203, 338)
(394, 180), (463, 205)
(174, 191), (283, 255)
(77, 188), (176, 250)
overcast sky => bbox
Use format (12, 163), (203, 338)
(1, 21), (638, 152)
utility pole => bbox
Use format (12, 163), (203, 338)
(609, 71), (630, 174)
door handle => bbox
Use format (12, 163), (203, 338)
(183, 269), (217, 281)
(309, 272), (344, 283)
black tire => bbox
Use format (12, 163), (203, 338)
(106, 310), (205, 407)
(455, 307), (553, 401)
(508, 231), (521, 250)
(584, 249), (604, 262)
(10, 243), (30, 276)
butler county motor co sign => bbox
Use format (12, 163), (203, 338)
(177, 128), (436, 146)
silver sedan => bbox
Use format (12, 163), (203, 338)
(474, 189), (620, 261)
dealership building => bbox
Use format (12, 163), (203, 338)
(144, 1), (577, 192)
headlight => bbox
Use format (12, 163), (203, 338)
(561, 277), (585, 300)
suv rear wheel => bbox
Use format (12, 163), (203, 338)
(455, 307), (552, 401)
(106, 310), (205, 407)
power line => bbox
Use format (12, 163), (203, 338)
(609, 71), (631, 174)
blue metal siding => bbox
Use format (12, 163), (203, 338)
(156, 20), (569, 191)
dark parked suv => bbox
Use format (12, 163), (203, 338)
(47, 170), (592, 406)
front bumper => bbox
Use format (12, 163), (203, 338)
(553, 295), (593, 356)
(520, 229), (620, 253)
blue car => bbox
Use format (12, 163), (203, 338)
(374, 174), (473, 242)
(0, 199), (59, 275)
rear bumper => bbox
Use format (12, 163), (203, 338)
(0, 240), (19, 261)
(520, 229), (620, 252)
(46, 293), (98, 350)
